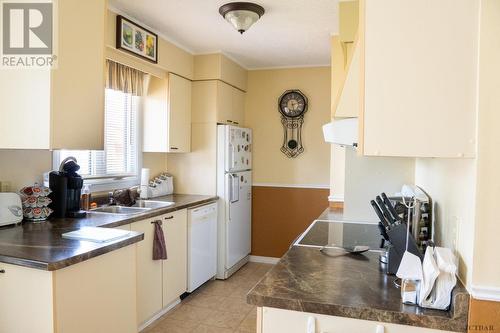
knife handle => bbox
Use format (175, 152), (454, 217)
(376, 196), (395, 224)
(378, 222), (390, 241)
(381, 192), (401, 222)
(371, 200), (390, 229)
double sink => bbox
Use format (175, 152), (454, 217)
(91, 200), (175, 215)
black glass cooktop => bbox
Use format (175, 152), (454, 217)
(295, 220), (383, 251)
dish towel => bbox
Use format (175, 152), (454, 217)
(419, 246), (457, 310)
(152, 220), (167, 260)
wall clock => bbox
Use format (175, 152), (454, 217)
(278, 90), (308, 158)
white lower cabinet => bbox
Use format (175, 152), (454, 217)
(0, 210), (189, 332)
(0, 263), (54, 333)
(162, 209), (188, 306)
(259, 307), (455, 333)
(0, 245), (137, 333)
(132, 209), (188, 327)
(131, 217), (164, 325)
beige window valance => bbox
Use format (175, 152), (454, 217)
(105, 59), (145, 96)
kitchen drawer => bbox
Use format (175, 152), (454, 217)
(261, 307), (455, 333)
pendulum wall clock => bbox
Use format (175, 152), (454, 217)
(278, 90), (308, 158)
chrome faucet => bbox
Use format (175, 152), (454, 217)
(108, 192), (116, 206)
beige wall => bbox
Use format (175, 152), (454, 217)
(343, 149), (415, 222)
(245, 67), (331, 186)
(142, 153), (168, 179)
(330, 145), (346, 202)
(106, 10), (193, 80)
(0, 150), (52, 191)
(414, 158), (476, 286)
(472, 0), (500, 288)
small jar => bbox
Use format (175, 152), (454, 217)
(401, 279), (420, 305)
(80, 184), (91, 211)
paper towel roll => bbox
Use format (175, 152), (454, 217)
(140, 168), (150, 186)
(140, 168), (150, 199)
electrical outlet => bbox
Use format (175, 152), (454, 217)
(0, 181), (12, 192)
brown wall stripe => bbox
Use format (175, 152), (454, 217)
(468, 298), (500, 333)
(251, 186), (329, 258)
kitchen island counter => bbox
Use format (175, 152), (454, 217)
(247, 208), (470, 332)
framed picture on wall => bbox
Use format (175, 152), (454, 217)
(116, 15), (158, 63)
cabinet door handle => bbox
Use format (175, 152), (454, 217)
(170, 147), (179, 150)
(226, 120), (233, 123)
(164, 216), (174, 220)
(0, 269), (5, 274)
(306, 316), (315, 333)
(151, 220), (162, 225)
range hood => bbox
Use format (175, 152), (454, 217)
(322, 118), (358, 147)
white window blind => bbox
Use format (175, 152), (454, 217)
(54, 89), (139, 180)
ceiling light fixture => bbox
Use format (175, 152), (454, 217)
(219, 2), (265, 34)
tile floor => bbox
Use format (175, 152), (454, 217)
(144, 262), (273, 333)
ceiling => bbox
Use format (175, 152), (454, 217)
(108, 0), (339, 69)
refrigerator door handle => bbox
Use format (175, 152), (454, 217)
(228, 174), (233, 209)
(230, 174), (239, 203)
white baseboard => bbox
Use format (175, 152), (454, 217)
(471, 285), (500, 302)
(328, 194), (344, 202)
(138, 298), (181, 332)
(249, 255), (280, 264)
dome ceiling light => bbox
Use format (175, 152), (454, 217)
(219, 2), (265, 34)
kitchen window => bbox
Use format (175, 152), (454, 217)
(53, 88), (141, 191)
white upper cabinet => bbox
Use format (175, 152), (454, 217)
(168, 74), (192, 152)
(232, 87), (245, 126)
(191, 53), (247, 126)
(0, 0), (106, 150)
(360, 0), (479, 158)
(216, 81), (234, 125)
(0, 70), (50, 149)
(216, 81), (245, 126)
(191, 80), (245, 126)
(51, 0), (106, 150)
(143, 73), (192, 153)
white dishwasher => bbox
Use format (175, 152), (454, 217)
(187, 202), (218, 292)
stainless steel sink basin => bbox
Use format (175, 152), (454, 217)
(91, 206), (150, 215)
(132, 200), (175, 209)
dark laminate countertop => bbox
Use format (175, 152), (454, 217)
(247, 208), (470, 332)
(0, 194), (217, 271)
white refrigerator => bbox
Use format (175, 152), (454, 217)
(216, 125), (252, 279)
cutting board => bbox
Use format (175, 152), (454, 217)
(62, 227), (130, 243)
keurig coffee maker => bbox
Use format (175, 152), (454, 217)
(49, 157), (87, 218)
